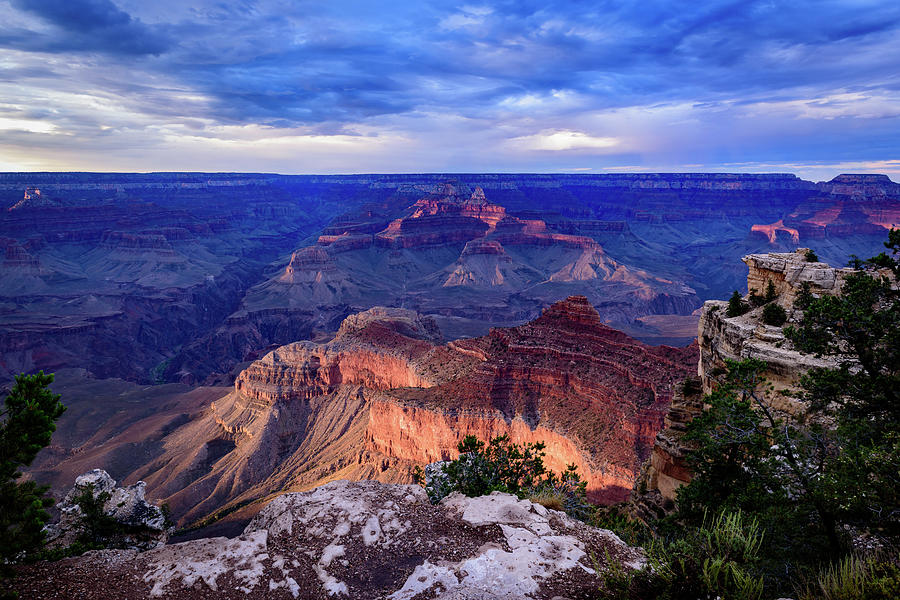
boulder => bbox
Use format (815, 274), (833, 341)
(44, 469), (169, 551)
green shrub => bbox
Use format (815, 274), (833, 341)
(415, 435), (591, 520)
(727, 291), (750, 317)
(592, 507), (653, 548)
(762, 302), (787, 326)
(598, 509), (766, 600)
(805, 249), (819, 262)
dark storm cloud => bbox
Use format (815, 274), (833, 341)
(4, 0), (899, 125)
(3, 0), (171, 55)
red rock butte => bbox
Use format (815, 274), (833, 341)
(125, 296), (697, 523)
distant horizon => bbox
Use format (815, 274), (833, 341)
(0, 170), (896, 186)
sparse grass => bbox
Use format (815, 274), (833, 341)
(798, 555), (900, 600)
(527, 488), (565, 512)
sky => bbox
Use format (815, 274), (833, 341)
(0, 0), (899, 181)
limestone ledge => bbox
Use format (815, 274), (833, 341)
(14, 480), (644, 600)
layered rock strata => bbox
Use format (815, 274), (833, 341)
(240, 183), (699, 346)
(131, 298), (696, 524)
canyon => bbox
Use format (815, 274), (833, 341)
(3, 171), (896, 532)
(0, 172), (896, 386)
(29, 297), (696, 527)
(10, 231), (891, 599)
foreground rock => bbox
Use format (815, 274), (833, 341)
(45, 469), (169, 551)
(12, 480), (642, 599)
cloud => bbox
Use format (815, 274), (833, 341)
(3, 0), (171, 55)
(0, 0), (897, 176)
(511, 130), (619, 151)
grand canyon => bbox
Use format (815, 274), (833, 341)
(0, 171), (894, 523)
(3, 1), (898, 595)
(1, 171), (898, 599)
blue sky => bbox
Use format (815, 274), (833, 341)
(0, 0), (898, 180)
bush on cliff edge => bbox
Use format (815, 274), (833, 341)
(414, 434), (591, 520)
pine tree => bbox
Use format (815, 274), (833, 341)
(764, 279), (777, 303)
(0, 371), (66, 563)
(726, 290), (747, 317)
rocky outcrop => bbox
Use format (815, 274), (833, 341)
(45, 469), (169, 551)
(11, 480), (643, 600)
(699, 249), (846, 408)
(629, 248), (856, 512)
(742, 248), (850, 306)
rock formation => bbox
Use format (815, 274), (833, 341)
(231, 183), (699, 357)
(698, 248), (846, 408)
(630, 247), (854, 510)
(45, 469), (169, 551)
(10, 480), (644, 599)
(58, 297), (696, 526)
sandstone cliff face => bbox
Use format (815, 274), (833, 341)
(11, 481), (643, 600)
(234, 308), (447, 406)
(130, 298), (695, 524)
(365, 399), (637, 500)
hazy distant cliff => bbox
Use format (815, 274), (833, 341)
(0, 172), (894, 386)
